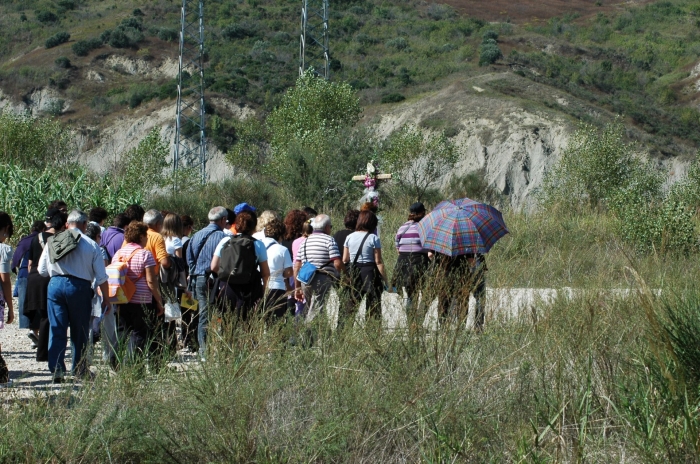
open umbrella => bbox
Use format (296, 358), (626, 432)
(417, 198), (508, 257)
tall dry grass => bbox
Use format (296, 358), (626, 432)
(0, 208), (699, 461)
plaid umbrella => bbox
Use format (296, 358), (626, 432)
(417, 198), (509, 256)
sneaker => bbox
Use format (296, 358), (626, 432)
(27, 332), (39, 345)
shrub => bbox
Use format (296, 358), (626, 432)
(108, 29), (133, 48)
(482, 30), (499, 41)
(158, 28), (179, 42)
(120, 17), (143, 31)
(381, 93), (405, 103)
(100, 29), (112, 44)
(72, 38), (102, 56)
(54, 56), (71, 68)
(36, 11), (58, 23)
(57, 0), (76, 10)
(426, 3), (455, 20)
(45, 32), (70, 49)
(386, 37), (409, 50)
(383, 124), (459, 201)
(222, 23), (257, 40)
(479, 43), (502, 66)
(132, 8), (144, 17)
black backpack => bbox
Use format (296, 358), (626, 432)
(218, 235), (258, 286)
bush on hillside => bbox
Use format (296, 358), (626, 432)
(108, 29), (133, 48)
(36, 11), (58, 23)
(45, 32), (70, 49)
(386, 37), (409, 50)
(0, 112), (75, 170)
(72, 38), (102, 56)
(542, 121), (695, 253)
(157, 28), (178, 42)
(479, 43), (502, 66)
(222, 23), (257, 40)
(54, 56), (71, 68)
(381, 93), (405, 103)
(383, 125), (459, 202)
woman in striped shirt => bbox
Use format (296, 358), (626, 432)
(392, 202), (431, 327)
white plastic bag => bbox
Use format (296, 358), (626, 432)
(164, 302), (182, 322)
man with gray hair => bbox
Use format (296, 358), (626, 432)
(294, 214), (345, 318)
(142, 209), (170, 274)
(38, 209), (110, 382)
(186, 206), (228, 359)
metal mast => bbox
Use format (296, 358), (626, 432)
(299, 0), (330, 79)
(174, 0), (207, 184)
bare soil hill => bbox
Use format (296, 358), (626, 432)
(442, 0), (655, 22)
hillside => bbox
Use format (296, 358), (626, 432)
(0, 0), (699, 205)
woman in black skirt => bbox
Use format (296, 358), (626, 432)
(392, 202), (431, 330)
(341, 211), (388, 328)
(25, 208), (67, 361)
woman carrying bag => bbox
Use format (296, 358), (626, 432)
(341, 211), (387, 329)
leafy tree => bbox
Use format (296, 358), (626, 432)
(112, 128), (170, 200)
(382, 125), (459, 202)
(252, 71), (367, 207)
(0, 112), (75, 169)
(542, 121), (695, 253)
(541, 122), (654, 207)
(225, 117), (269, 176)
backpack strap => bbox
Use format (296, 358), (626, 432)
(303, 236), (333, 270)
(119, 248), (145, 282)
(38, 233), (46, 249)
(191, 228), (218, 274)
(352, 232), (372, 267)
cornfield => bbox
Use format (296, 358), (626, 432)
(0, 163), (142, 240)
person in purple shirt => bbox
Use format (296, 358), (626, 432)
(392, 202), (432, 327)
(101, 213), (130, 260)
(11, 221), (45, 329)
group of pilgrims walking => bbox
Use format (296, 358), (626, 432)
(0, 198), (492, 383)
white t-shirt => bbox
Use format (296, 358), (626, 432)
(252, 231), (266, 241)
(260, 237), (292, 291)
(0, 243), (13, 274)
(164, 236), (183, 256)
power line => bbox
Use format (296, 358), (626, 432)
(174, 0), (207, 185)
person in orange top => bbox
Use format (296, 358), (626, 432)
(143, 209), (171, 274)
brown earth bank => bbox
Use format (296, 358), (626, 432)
(442, 0), (656, 22)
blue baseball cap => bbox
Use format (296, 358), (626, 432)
(233, 203), (256, 215)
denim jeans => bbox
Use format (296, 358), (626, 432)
(46, 276), (93, 377)
(15, 276), (30, 329)
(192, 275), (209, 357)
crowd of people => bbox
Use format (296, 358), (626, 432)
(0, 199), (486, 384)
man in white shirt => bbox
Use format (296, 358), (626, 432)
(39, 210), (109, 382)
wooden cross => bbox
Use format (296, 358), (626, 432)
(351, 161), (392, 185)
(351, 173), (393, 182)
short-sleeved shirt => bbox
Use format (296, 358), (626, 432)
(213, 236), (268, 263)
(0, 243), (14, 274)
(261, 237), (293, 291)
(146, 229), (168, 274)
(344, 232), (381, 264)
(29, 232), (53, 265)
(395, 221), (427, 254)
(296, 232), (340, 272)
(333, 229), (354, 259)
(112, 243), (156, 305)
(164, 236), (183, 256)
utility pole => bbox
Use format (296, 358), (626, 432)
(174, 0), (207, 185)
(299, 0), (330, 79)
